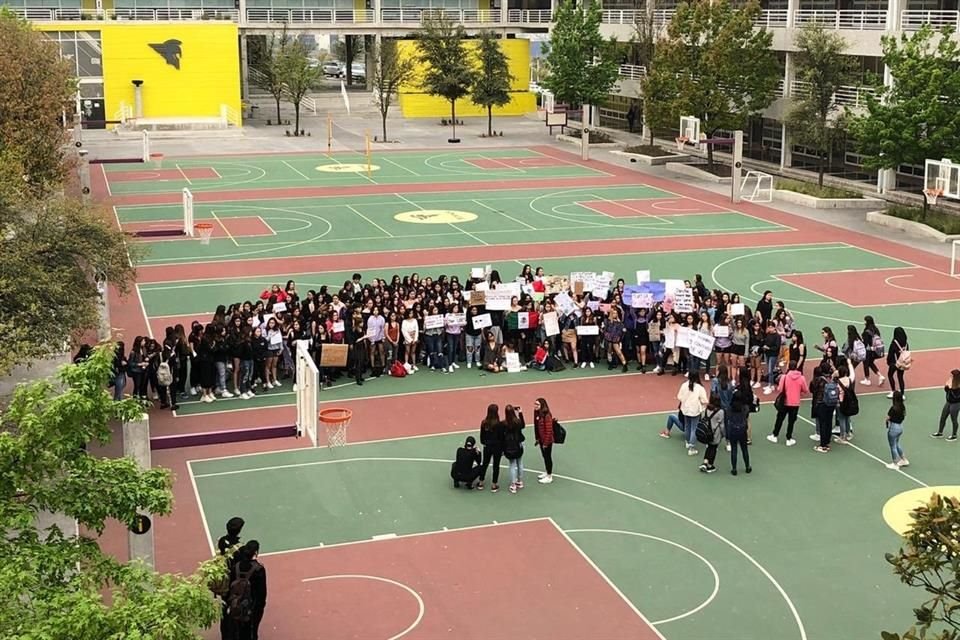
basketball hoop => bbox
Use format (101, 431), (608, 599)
(318, 407), (352, 448)
(675, 136), (688, 152)
(150, 152), (164, 169)
(194, 222), (215, 245)
(924, 187), (943, 206)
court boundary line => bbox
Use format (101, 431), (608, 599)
(281, 159), (311, 181)
(186, 460), (216, 556)
(175, 164), (192, 186)
(209, 210), (239, 247)
(346, 204), (395, 238)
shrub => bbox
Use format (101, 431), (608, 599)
(776, 178), (862, 199)
(623, 144), (673, 157)
(885, 204), (960, 235)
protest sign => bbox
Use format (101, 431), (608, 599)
(484, 289), (512, 311)
(518, 312), (530, 329)
(713, 325), (730, 338)
(472, 313), (492, 330)
(543, 311), (560, 337)
(676, 326), (691, 349)
(272, 302), (287, 313)
(332, 321), (345, 333)
(731, 303), (745, 316)
(688, 331), (716, 360)
(544, 275), (569, 294)
(662, 279), (685, 296)
(470, 267), (485, 279)
(469, 290), (486, 306)
(631, 292), (654, 308)
(505, 352), (522, 373)
(448, 312), (467, 326)
(576, 324), (600, 336)
(475, 281), (489, 292)
(319, 344), (349, 367)
(425, 314), (444, 330)
(554, 292), (576, 316)
(498, 281), (522, 298)
(674, 288), (695, 313)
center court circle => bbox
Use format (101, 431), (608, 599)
(315, 163), (381, 173)
(882, 485), (960, 535)
(394, 210), (478, 224)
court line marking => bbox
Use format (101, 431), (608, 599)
(796, 415), (929, 487)
(193, 457), (807, 640)
(209, 210), (238, 247)
(282, 159), (312, 181)
(885, 274), (960, 294)
(471, 199), (538, 231)
(564, 528), (720, 626)
(186, 460), (216, 556)
(175, 164), (193, 186)
(393, 192), (489, 247)
(257, 215), (277, 236)
(579, 194), (674, 225)
(548, 520), (667, 639)
(346, 204), (395, 238)
(379, 155), (421, 176)
(300, 574), (424, 640)
(135, 284), (154, 339)
(101, 164), (113, 197)
(838, 241), (951, 277)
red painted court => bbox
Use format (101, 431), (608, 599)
(579, 197), (730, 218)
(780, 266), (960, 306)
(124, 216), (274, 240)
(260, 519), (662, 640)
(465, 156), (573, 170)
(107, 167), (219, 182)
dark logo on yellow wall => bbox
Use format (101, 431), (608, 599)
(149, 39), (183, 70)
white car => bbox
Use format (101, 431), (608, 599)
(322, 61), (343, 78)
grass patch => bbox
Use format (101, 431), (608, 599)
(623, 145), (673, 157)
(884, 204), (960, 235)
(568, 128), (615, 144)
(775, 179), (863, 199)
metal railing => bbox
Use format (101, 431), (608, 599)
(793, 9), (887, 30)
(379, 8), (500, 23)
(601, 9), (643, 24)
(618, 64), (646, 80)
(506, 8), (552, 23)
(10, 6), (237, 20)
(114, 102), (133, 125)
(754, 9), (788, 28)
(220, 104), (241, 127)
(245, 8), (373, 23)
(900, 10), (960, 30)
(790, 80), (878, 107)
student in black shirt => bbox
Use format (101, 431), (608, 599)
(450, 436), (482, 489)
(216, 517), (245, 640)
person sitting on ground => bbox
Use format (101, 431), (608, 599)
(450, 436), (482, 489)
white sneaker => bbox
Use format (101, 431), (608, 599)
(786, 438), (796, 447)
(725, 443), (731, 452)
(538, 472), (547, 479)
(412, 366), (419, 372)
(580, 362), (586, 369)
(452, 362), (460, 369)
(886, 392), (894, 399)
(589, 362), (595, 369)
(809, 434), (819, 441)
(687, 448), (698, 456)
(766, 434), (778, 444)
(189, 387), (198, 396)
(751, 381), (761, 389)
(448, 365), (455, 373)
(860, 379), (871, 386)
(203, 394), (215, 403)
(241, 391), (252, 399)
(885, 462), (899, 470)
(653, 367), (662, 374)
(897, 458), (910, 467)
(763, 386), (773, 395)
(274, 380), (282, 388)
(466, 361), (472, 369)
(538, 474), (553, 484)
(878, 375), (885, 386)
(265, 382), (274, 389)
(221, 389), (234, 398)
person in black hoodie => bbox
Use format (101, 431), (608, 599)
(216, 517), (244, 640)
(478, 404), (505, 492)
(238, 540), (267, 640)
(251, 326), (269, 393)
(450, 436), (482, 489)
(756, 290), (774, 325)
(237, 326), (255, 399)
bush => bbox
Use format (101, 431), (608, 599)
(568, 128), (615, 143)
(776, 178), (862, 199)
(885, 204), (960, 235)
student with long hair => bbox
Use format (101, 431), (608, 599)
(604, 307), (628, 373)
(835, 364), (856, 444)
(842, 325), (864, 380)
(112, 341), (127, 401)
(860, 315), (885, 386)
(534, 397), (556, 484)
(127, 336), (149, 400)
(887, 326), (909, 399)
(478, 404), (505, 491)
(815, 326), (839, 373)
(932, 369), (960, 441)
(788, 330), (806, 374)
(264, 317), (283, 389)
(768, 360), (808, 446)
(728, 384), (752, 475)
(761, 321), (781, 395)
(810, 365), (835, 453)
(401, 309), (420, 371)
(578, 307), (598, 369)
(731, 316), (749, 371)
(677, 371), (708, 456)
(885, 391), (908, 469)
(699, 393), (725, 473)
(502, 404), (526, 494)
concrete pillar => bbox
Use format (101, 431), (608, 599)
(132, 80), (144, 118)
(123, 415), (156, 569)
(78, 149), (91, 202)
(786, 0), (799, 28)
(886, 0), (905, 30)
(780, 52), (794, 170)
(732, 130), (744, 203)
(239, 34), (249, 103)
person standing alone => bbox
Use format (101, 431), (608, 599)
(533, 397), (556, 484)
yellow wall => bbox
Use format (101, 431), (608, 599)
(36, 23), (241, 123)
(396, 38), (535, 118)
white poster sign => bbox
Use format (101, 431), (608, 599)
(332, 321), (345, 333)
(731, 303), (745, 316)
(470, 267), (485, 279)
(484, 289), (513, 311)
(448, 312), (467, 326)
(662, 279), (686, 296)
(475, 281), (489, 292)
(674, 288), (695, 313)
(472, 313), (492, 330)
(505, 352), (522, 373)
(543, 311), (560, 337)
(636, 270), (651, 284)
(554, 292), (576, 316)
(676, 326), (691, 349)
(576, 324), (600, 336)
(424, 314), (444, 330)
(664, 325), (676, 349)
(714, 325), (730, 338)
(498, 281), (522, 298)
(688, 331), (716, 360)
(518, 312), (530, 329)
(272, 301), (287, 313)
(631, 292), (654, 308)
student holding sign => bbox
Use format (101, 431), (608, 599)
(464, 306), (483, 369)
(577, 307), (599, 368)
(443, 304), (464, 372)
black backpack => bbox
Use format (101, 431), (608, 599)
(696, 410), (719, 444)
(227, 563), (259, 623)
(503, 427), (522, 458)
(840, 381), (859, 416)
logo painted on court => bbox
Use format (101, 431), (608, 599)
(394, 210), (478, 224)
(315, 164), (381, 173)
(882, 485), (960, 535)
(149, 39), (183, 70)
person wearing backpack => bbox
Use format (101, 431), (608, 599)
(215, 517), (245, 640)
(767, 360), (809, 446)
(502, 405), (526, 494)
(932, 369), (960, 441)
(835, 364), (859, 445)
(886, 327), (910, 399)
(842, 325), (866, 383)
(811, 366), (838, 453)
(534, 397), (556, 484)
(698, 394), (725, 473)
(677, 371), (709, 456)
(227, 542), (267, 640)
(860, 315), (885, 387)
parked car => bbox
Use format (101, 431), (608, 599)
(348, 62), (365, 81)
(322, 61), (343, 78)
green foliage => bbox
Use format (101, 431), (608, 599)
(853, 26), (960, 174)
(470, 31), (514, 137)
(884, 205), (960, 235)
(280, 39), (323, 135)
(786, 25), (858, 187)
(0, 346), (226, 639)
(775, 178), (862, 199)
(882, 493), (960, 640)
(643, 0), (780, 166)
(0, 14), (138, 375)
(543, 0), (620, 109)
(417, 11), (475, 127)
(372, 39), (417, 142)
(250, 31), (291, 125)
(333, 35), (364, 84)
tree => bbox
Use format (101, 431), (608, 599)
(280, 39), (322, 135)
(852, 25), (960, 213)
(881, 493), (960, 640)
(0, 345), (227, 638)
(644, 0), (780, 167)
(371, 38), (417, 143)
(632, 4), (669, 144)
(786, 25), (858, 187)
(417, 11), (475, 141)
(471, 31), (514, 137)
(249, 30), (290, 125)
(333, 35), (364, 85)
(0, 12), (137, 375)
(543, 0), (620, 119)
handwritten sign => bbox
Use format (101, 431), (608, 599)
(688, 331), (716, 360)
(631, 292), (654, 308)
(576, 324), (600, 336)
(674, 288), (695, 313)
(543, 311), (560, 337)
(731, 303), (745, 316)
(518, 312), (530, 329)
(484, 289), (513, 311)
(425, 314), (444, 330)
(472, 313), (492, 330)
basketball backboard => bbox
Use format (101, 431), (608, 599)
(924, 158), (960, 201)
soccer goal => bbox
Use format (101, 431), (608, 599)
(740, 170), (774, 203)
(295, 340), (319, 447)
(952, 239), (960, 278)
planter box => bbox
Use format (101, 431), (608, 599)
(611, 149), (689, 166)
(665, 162), (731, 184)
(774, 190), (882, 210)
(555, 133), (619, 148)
(865, 211), (960, 243)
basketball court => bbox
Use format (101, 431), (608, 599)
(98, 138), (960, 640)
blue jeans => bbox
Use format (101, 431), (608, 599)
(836, 412), (853, 438)
(424, 333), (442, 364)
(508, 455), (524, 484)
(887, 422), (904, 461)
(465, 333), (482, 365)
(687, 355), (701, 375)
(239, 360), (253, 393)
(445, 333), (460, 363)
(665, 414), (683, 434)
(215, 361), (227, 392)
(766, 355), (778, 385)
(683, 414), (699, 447)
(112, 372), (126, 401)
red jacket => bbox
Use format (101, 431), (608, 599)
(535, 411), (554, 447)
(260, 289), (288, 303)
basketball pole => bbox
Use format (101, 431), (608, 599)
(141, 130), (150, 164)
(731, 130), (744, 204)
(327, 113), (333, 154)
(364, 129), (372, 178)
(581, 103), (591, 161)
